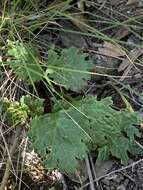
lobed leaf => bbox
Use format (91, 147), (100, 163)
(28, 96), (143, 171)
(48, 47), (94, 91)
(29, 112), (88, 171)
(6, 40), (43, 83)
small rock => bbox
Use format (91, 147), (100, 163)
(95, 160), (114, 178)
(117, 184), (126, 190)
(59, 20), (87, 49)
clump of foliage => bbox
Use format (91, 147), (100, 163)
(0, 95), (44, 125)
(6, 41), (43, 83)
(1, 94), (142, 172)
(4, 41), (94, 91)
(6, 40), (43, 84)
(1, 40), (143, 173)
(28, 96), (142, 171)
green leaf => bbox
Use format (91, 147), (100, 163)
(29, 113), (88, 171)
(28, 96), (142, 171)
(6, 40), (43, 83)
(110, 136), (129, 165)
(96, 146), (109, 165)
(0, 95), (44, 125)
(21, 95), (44, 117)
(0, 97), (29, 125)
(48, 47), (94, 91)
(120, 111), (141, 139)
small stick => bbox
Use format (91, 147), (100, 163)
(79, 159), (143, 190)
(0, 127), (21, 190)
(85, 156), (95, 190)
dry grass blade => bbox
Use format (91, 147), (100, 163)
(85, 156), (95, 190)
(118, 48), (143, 81)
(89, 155), (100, 188)
(0, 126), (21, 190)
(18, 137), (28, 190)
(118, 48), (143, 72)
(126, 0), (139, 5)
(113, 27), (130, 40)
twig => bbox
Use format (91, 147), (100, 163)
(79, 159), (143, 190)
(85, 156), (95, 190)
(89, 155), (100, 189)
(0, 127), (21, 190)
(18, 136), (28, 190)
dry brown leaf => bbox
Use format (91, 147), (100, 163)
(70, 14), (89, 32)
(97, 0), (106, 3)
(136, 8), (143, 15)
(118, 48), (143, 81)
(140, 123), (143, 129)
(77, 0), (85, 12)
(110, 0), (124, 6)
(97, 41), (126, 58)
(126, 0), (139, 5)
(118, 48), (143, 72)
(114, 27), (130, 40)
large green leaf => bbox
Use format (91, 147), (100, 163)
(48, 47), (94, 91)
(29, 112), (88, 171)
(28, 96), (142, 171)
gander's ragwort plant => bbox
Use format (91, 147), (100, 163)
(1, 40), (143, 172)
